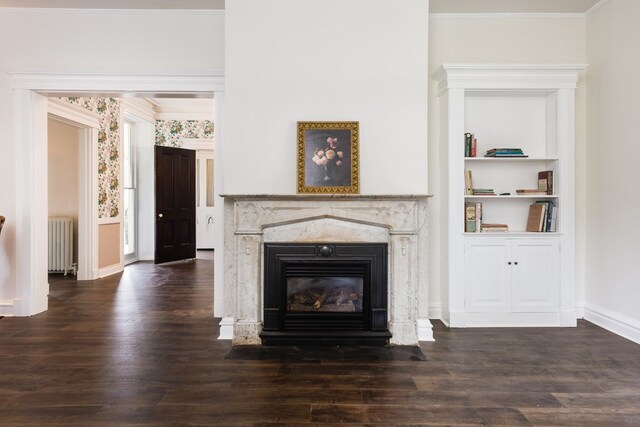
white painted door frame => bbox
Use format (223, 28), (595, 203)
(9, 73), (225, 317)
(183, 139), (215, 250)
(47, 98), (100, 282)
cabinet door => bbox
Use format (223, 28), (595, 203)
(464, 239), (511, 312)
(511, 239), (559, 312)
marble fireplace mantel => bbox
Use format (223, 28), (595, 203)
(220, 194), (432, 345)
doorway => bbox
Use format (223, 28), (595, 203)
(11, 75), (225, 317)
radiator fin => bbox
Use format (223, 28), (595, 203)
(48, 217), (74, 275)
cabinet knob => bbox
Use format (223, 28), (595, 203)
(507, 261), (512, 265)
(158, 213), (163, 218)
(514, 262), (518, 265)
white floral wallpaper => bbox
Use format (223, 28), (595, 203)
(61, 97), (121, 218)
(155, 120), (214, 147)
(56, 100), (214, 218)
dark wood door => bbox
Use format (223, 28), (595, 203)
(155, 146), (196, 264)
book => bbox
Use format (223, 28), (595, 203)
(526, 203), (546, 232)
(471, 136), (477, 157)
(516, 189), (548, 195)
(535, 200), (555, 232)
(481, 223), (509, 232)
(465, 202), (477, 232)
(538, 170), (554, 195)
(485, 148), (527, 158)
(473, 188), (496, 196)
(464, 133), (473, 157)
(464, 170), (473, 195)
(476, 202), (482, 232)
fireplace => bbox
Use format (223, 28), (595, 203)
(260, 243), (391, 345)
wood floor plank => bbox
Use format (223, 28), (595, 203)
(0, 253), (638, 425)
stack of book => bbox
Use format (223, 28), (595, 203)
(526, 201), (557, 232)
(464, 133), (477, 157)
(516, 189), (548, 196)
(484, 148), (527, 158)
(472, 188), (496, 196)
(464, 201), (482, 233)
(480, 223), (509, 233)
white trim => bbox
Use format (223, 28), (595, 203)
(10, 72), (224, 317)
(9, 73), (225, 93)
(121, 98), (157, 123)
(97, 263), (124, 279)
(434, 64), (588, 95)
(47, 100), (100, 281)
(218, 317), (234, 340)
(98, 217), (120, 225)
(0, 300), (15, 317)
(586, 0), (610, 16)
(47, 98), (100, 128)
(428, 302), (442, 319)
(212, 92), (225, 317)
(417, 318), (434, 341)
(182, 139), (215, 152)
(430, 13), (586, 20)
(575, 302), (585, 318)
(0, 8), (224, 15)
(585, 305), (640, 345)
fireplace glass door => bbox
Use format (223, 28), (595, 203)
(287, 277), (364, 313)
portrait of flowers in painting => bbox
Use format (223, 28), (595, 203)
(297, 121), (359, 194)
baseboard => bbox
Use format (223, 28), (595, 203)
(97, 263), (124, 278)
(417, 318), (434, 341)
(0, 299), (14, 316)
(575, 302), (585, 319)
(584, 304), (640, 345)
(428, 302), (442, 320)
(218, 317), (234, 340)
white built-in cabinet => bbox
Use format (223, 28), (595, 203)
(435, 64), (586, 327)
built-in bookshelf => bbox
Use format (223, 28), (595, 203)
(435, 64), (585, 328)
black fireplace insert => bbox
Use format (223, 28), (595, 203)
(260, 243), (391, 346)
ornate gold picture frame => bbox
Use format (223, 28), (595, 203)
(297, 121), (359, 194)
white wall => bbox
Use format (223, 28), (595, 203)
(0, 8), (224, 302)
(585, 0), (640, 342)
(48, 118), (81, 263)
(428, 15), (588, 317)
(224, 0), (429, 195)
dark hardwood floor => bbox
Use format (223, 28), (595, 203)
(1, 255), (640, 426)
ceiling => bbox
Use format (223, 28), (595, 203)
(0, 0), (601, 13)
(429, 0), (601, 14)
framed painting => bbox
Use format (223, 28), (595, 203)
(297, 121), (359, 194)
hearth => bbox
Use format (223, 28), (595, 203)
(261, 243), (391, 345)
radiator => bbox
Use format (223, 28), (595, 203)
(48, 217), (74, 275)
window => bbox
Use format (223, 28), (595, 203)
(123, 121), (136, 262)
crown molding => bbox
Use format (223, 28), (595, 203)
(0, 7), (224, 15)
(9, 72), (225, 93)
(434, 64), (588, 95)
(585, 0), (609, 16)
(430, 12), (586, 19)
(47, 98), (101, 128)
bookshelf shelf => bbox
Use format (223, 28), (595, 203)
(464, 195), (559, 199)
(464, 157), (559, 162)
(436, 63), (584, 328)
(463, 232), (563, 236)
